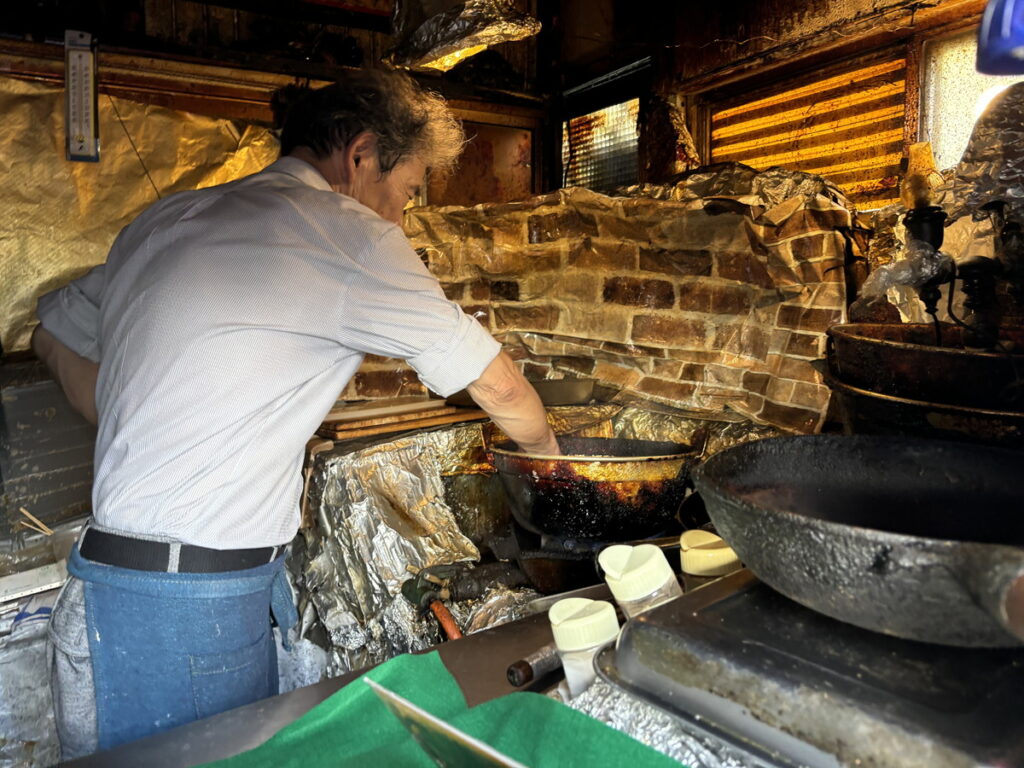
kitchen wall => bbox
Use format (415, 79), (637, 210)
(347, 167), (855, 434)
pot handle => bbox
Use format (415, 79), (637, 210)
(961, 546), (1024, 642)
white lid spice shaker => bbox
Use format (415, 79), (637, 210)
(599, 543), (683, 619)
(548, 598), (619, 698)
(679, 529), (741, 591)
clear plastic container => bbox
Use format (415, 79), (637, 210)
(598, 544), (683, 618)
(679, 529), (741, 591)
(548, 597), (619, 698)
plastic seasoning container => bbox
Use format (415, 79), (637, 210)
(548, 598), (619, 698)
(679, 529), (741, 591)
(598, 544), (683, 619)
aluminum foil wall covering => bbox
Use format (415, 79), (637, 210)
(1, 75), (279, 353)
(387, 0), (540, 72)
(298, 407), (772, 676)
(953, 81), (1024, 224)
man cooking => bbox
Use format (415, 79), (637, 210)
(33, 67), (559, 760)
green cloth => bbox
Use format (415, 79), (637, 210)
(204, 651), (681, 768)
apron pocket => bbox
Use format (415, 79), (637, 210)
(189, 631), (272, 720)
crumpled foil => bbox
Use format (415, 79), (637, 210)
(299, 407), (628, 675)
(460, 584), (540, 634)
(0, 75), (279, 353)
(610, 405), (781, 456)
(859, 239), (955, 299)
(302, 424), (483, 676)
(953, 81), (1024, 223)
(387, 0), (541, 72)
(566, 679), (756, 768)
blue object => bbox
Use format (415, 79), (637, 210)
(67, 546), (297, 751)
(978, 0), (1024, 74)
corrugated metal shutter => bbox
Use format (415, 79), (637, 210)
(562, 98), (640, 190)
(711, 58), (906, 208)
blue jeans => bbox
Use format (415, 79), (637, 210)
(56, 545), (297, 754)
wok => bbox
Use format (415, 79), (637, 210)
(490, 435), (706, 541)
(692, 435), (1024, 647)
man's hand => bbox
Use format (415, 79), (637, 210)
(466, 352), (560, 455)
(31, 326), (99, 425)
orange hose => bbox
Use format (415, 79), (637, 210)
(430, 600), (463, 640)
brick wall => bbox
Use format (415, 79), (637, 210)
(344, 165), (852, 434)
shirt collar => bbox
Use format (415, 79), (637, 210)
(265, 156), (333, 192)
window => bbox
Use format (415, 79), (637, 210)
(921, 29), (1024, 170)
(562, 98), (640, 191)
(710, 59), (907, 209)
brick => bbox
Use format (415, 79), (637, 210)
(592, 361), (644, 388)
(569, 237), (638, 270)
(491, 280), (520, 301)
(603, 277), (674, 309)
(632, 315), (707, 346)
(634, 377), (697, 403)
(678, 363), (706, 381)
(441, 282), (464, 301)
(799, 261), (844, 283)
(601, 340), (665, 357)
(649, 359), (683, 378)
(493, 303), (561, 332)
(710, 285), (754, 315)
(639, 247), (712, 277)
(460, 305), (491, 326)
(523, 362), (551, 380)
(765, 378), (795, 403)
(677, 282), (711, 312)
(742, 370), (771, 395)
(705, 364), (745, 388)
(713, 323), (771, 359)
(350, 369), (426, 399)
(715, 252), (773, 288)
(469, 281), (490, 300)
(789, 234), (826, 261)
(560, 308), (631, 343)
(528, 209), (599, 243)
(596, 212), (659, 241)
(554, 356), (596, 376)
(773, 354), (821, 383)
(785, 332), (823, 358)
(771, 208), (851, 242)
(758, 400), (821, 433)
(556, 272), (601, 303)
(789, 380), (829, 409)
(777, 305), (843, 332)
(480, 244), (561, 275)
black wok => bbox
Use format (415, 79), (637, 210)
(490, 435), (706, 541)
(692, 435), (1024, 647)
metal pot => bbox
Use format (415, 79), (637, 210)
(692, 435), (1024, 647)
(490, 435), (706, 541)
(827, 373), (1024, 449)
(827, 322), (1024, 412)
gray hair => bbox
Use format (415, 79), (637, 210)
(276, 68), (465, 176)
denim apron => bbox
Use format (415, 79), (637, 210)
(67, 545), (298, 751)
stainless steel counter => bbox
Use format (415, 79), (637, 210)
(67, 585), (611, 767)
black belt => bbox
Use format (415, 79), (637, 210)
(79, 528), (281, 573)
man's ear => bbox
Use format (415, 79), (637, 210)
(346, 131), (378, 172)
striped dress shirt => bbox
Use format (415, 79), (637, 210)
(37, 157), (499, 548)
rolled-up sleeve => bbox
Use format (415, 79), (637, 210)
(338, 227), (500, 397)
(36, 263), (106, 363)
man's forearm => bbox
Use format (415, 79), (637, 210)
(31, 326), (99, 425)
(467, 352), (560, 455)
